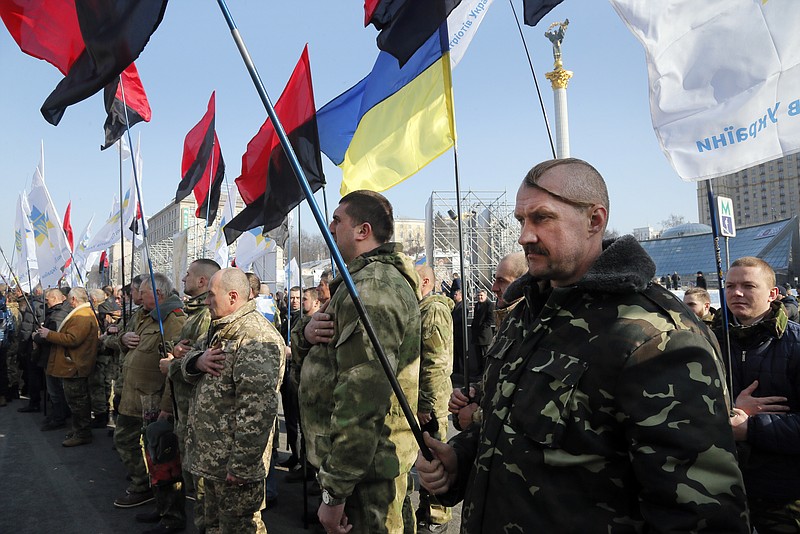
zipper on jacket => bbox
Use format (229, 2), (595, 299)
(741, 350), (746, 362)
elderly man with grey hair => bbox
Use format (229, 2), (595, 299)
(36, 287), (100, 446)
(113, 273), (186, 518)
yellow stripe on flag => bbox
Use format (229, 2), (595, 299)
(340, 52), (456, 195)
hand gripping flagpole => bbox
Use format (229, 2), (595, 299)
(706, 181), (735, 412)
(215, 0), (434, 461)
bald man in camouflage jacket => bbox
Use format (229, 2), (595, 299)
(417, 159), (749, 533)
(181, 268), (284, 533)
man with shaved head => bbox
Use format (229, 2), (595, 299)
(181, 268), (285, 533)
(416, 158), (749, 533)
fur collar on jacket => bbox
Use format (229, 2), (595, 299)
(504, 235), (656, 302)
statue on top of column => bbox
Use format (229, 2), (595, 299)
(545, 19), (569, 68)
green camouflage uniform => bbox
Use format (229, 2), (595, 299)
(182, 299), (285, 534)
(295, 243), (421, 534)
(164, 292), (211, 530)
(441, 236), (749, 533)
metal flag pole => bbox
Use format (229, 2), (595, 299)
(507, 0), (557, 159)
(118, 137), (128, 330)
(706, 180), (734, 408)
(118, 84), (167, 354)
(214, 0), (433, 460)
(0, 245), (37, 319)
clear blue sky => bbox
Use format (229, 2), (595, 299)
(0, 0), (699, 267)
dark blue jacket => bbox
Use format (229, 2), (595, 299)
(723, 304), (800, 501)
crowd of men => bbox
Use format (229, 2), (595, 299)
(3, 157), (800, 533)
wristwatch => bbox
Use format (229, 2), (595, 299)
(321, 488), (346, 506)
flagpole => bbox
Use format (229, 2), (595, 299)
(706, 181), (734, 411)
(507, 0), (557, 159)
(118, 138), (128, 330)
(320, 186), (335, 278)
(118, 85), (167, 354)
(0, 245), (37, 317)
(215, 0), (433, 461)
(203, 137), (216, 258)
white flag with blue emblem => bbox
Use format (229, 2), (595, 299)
(70, 216), (101, 287)
(234, 227), (276, 272)
(610, 0), (800, 181)
(27, 165), (71, 288)
(14, 193), (39, 291)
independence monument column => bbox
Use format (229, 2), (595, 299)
(545, 19), (573, 159)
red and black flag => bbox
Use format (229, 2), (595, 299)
(364, 0), (406, 28)
(371, 0), (461, 67)
(524, 0), (565, 26)
(175, 92), (225, 223)
(63, 201), (74, 268)
(101, 63), (152, 150)
(0, 0), (167, 126)
(224, 45), (325, 245)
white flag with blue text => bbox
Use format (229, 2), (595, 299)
(27, 166), (71, 288)
(610, 0), (800, 181)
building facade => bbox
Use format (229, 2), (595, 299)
(697, 154), (800, 227)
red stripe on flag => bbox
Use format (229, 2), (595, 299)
(235, 45), (317, 204)
(0, 0), (84, 75)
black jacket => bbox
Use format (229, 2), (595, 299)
(19, 295), (45, 342)
(470, 300), (494, 346)
(33, 302), (71, 367)
(718, 302), (800, 501)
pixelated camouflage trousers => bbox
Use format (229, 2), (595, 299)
(62, 377), (92, 439)
(89, 349), (112, 415)
(204, 478), (266, 534)
(5, 345), (20, 389)
(750, 497), (800, 533)
(114, 413), (149, 492)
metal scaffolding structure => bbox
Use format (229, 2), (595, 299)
(426, 190), (518, 308)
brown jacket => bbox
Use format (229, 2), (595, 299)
(45, 303), (100, 378)
(119, 296), (186, 418)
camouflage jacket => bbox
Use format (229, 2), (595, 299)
(295, 243), (421, 499)
(290, 313), (313, 387)
(418, 293), (454, 418)
(119, 295), (186, 418)
(163, 292), (212, 418)
(181, 299), (285, 482)
(445, 236), (748, 533)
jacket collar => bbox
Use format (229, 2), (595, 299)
(505, 235), (656, 304)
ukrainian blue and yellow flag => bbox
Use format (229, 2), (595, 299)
(317, 24), (455, 195)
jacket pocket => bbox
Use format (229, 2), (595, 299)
(510, 349), (587, 448)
